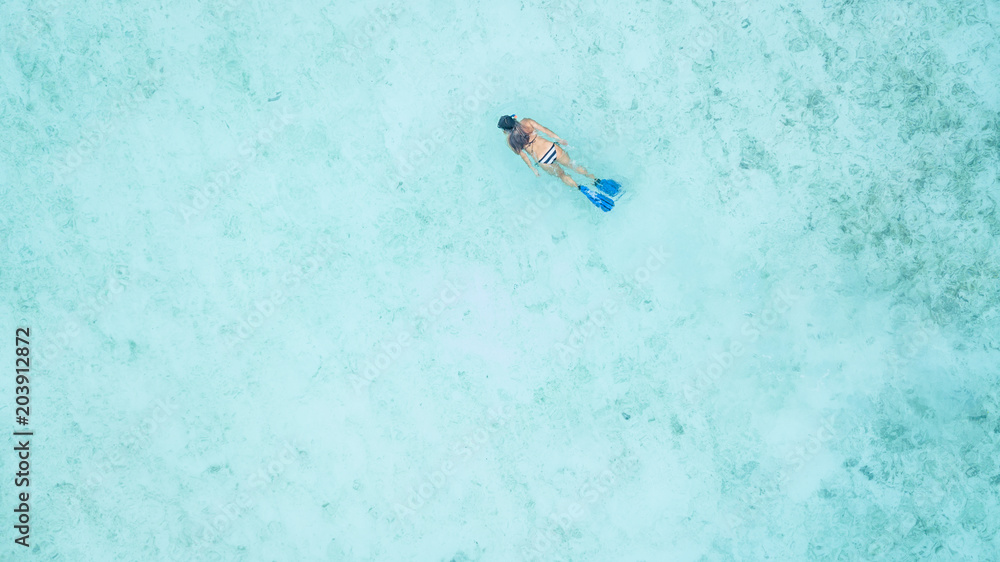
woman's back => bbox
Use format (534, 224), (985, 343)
(508, 120), (547, 160)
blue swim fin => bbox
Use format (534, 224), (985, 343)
(595, 179), (622, 199)
(579, 184), (614, 212)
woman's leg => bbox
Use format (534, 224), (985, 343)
(541, 162), (579, 188)
(555, 146), (596, 179)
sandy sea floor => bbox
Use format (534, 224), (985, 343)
(2, 0), (999, 559)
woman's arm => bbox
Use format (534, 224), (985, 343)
(520, 151), (540, 176)
(523, 118), (565, 145)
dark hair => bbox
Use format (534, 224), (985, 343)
(499, 116), (531, 153)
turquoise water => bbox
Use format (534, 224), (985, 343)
(2, 0), (999, 559)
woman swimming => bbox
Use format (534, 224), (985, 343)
(497, 115), (596, 188)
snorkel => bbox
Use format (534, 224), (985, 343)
(497, 114), (517, 131)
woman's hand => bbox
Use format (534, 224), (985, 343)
(534, 169), (540, 177)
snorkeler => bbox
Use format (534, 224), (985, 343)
(497, 114), (621, 212)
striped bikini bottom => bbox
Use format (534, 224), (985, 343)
(537, 142), (558, 165)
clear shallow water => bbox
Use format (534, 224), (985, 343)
(1, 0), (998, 560)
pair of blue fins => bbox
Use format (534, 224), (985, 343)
(579, 178), (623, 212)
